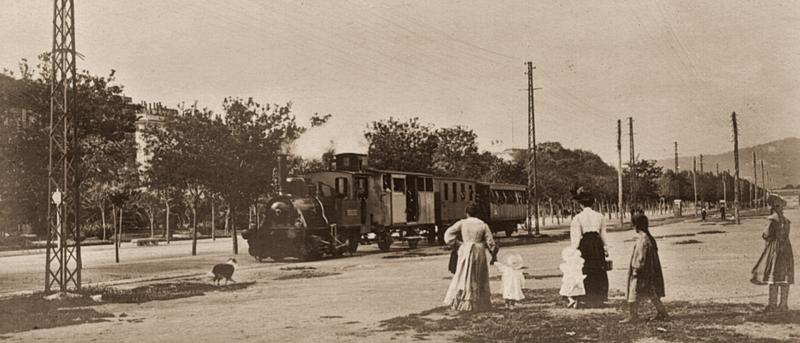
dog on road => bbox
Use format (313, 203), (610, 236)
(210, 258), (238, 286)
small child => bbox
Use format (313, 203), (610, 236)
(559, 247), (586, 308)
(620, 212), (669, 323)
(494, 253), (525, 309)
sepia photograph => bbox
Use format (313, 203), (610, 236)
(1, 1), (799, 342)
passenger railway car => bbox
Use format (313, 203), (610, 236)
(242, 153), (528, 260)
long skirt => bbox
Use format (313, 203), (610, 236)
(752, 239), (794, 284)
(578, 232), (609, 305)
(443, 242), (492, 311)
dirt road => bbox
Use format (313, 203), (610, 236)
(2, 208), (797, 342)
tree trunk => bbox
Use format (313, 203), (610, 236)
(100, 204), (107, 241)
(211, 197), (216, 241)
(231, 207), (238, 255)
(111, 207), (118, 263)
(116, 207), (122, 263)
(165, 198), (171, 244)
(149, 210), (155, 238)
(191, 200), (198, 256)
(224, 207), (230, 236)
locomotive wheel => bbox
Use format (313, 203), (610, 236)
(505, 227), (515, 237)
(377, 232), (392, 251)
(408, 239), (419, 249)
(301, 235), (323, 261)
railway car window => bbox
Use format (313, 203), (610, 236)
(335, 177), (350, 198)
(425, 178), (433, 191)
(491, 190), (499, 203)
(417, 178), (425, 191)
(383, 175), (391, 192)
(393, 178), (406, 192)
(468, 185), (474, 201)
(444, 182), (449, 200)
(452, 183), (457, 202)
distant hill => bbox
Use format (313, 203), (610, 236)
(655, 137), (800, 188)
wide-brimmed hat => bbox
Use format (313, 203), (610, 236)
(505, 253), (524, 270)
(766, 194), (786, 208)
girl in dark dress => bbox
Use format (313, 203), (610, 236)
(751, 194), (794, 312)
(620, 212), (668, 323)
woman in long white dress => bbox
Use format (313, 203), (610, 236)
(443, 202), (497, 311)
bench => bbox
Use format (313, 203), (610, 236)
(131, 238), (161, 246)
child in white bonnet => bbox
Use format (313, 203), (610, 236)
(494, 253), (526, 309)
(559, 247), (586, 308)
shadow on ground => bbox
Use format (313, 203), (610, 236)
(0, 281), (255, 335)
(378, 288), (800, 343)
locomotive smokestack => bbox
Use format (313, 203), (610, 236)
(277, 154), (288, 194)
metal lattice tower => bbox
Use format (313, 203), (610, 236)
(45, 0), (81, 293)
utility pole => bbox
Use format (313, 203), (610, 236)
(526, 61), (540, 235)
(674, 142), (679, 172)
(752, 151), (757, 208)
(731, 112), (741, 224)
(617, 120), (624, 229)
(761, 160), (767, 206)
(628, 117), (636, 211)
(692, 156), (698, 215)
(45, 0), (81, 294)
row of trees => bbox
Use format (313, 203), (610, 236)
(364, 117), (767, 207)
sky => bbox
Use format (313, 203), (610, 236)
(2, 0), (798, 165)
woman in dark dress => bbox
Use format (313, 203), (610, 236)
(569, 187), (609, 308)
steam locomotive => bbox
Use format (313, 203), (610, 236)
(241, 153), (528, 261)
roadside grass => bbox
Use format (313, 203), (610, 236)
(379, 288), (798, 342)
(274, 271), (341, 280)
(0, 281), (255, 335)
(82, 280), (255, 303)
(0, 293), (112, 334)
(697, 230), (726, 235)
(674, 239), (703, 245)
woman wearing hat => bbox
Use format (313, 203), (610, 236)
(443, 202), (497, 311)
(569, 186), (609, 308)
(751, 194), (794, 312)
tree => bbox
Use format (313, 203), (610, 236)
(212, 97), (306, 254)
(364, 117), (438, 173)
(0, 56), (138, 236)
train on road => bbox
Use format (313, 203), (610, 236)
(242, 153), (528, 261)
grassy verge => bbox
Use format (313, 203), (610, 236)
(0, 281), (255, 335)
(379, 288), (800, 342)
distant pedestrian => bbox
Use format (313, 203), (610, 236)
(620, 211), (669, 323)
(750, 194), (794, 312)
(701, 207), (707, 221)
(493, 253), (525, 309)
(569, 186), (609, 308)
(559, 247), (586, 308)
(443, 202), (497, 312)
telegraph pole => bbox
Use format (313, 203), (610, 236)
(700, 154), (704, 174)
(674, 142), (679, 172)
(761, 160), (767, 206)
(731, 112), (741, 224)
(526, 61), (540, 235)
(628, 117), (636, 211)
(752, 151), (758, 208)
(692, 156), (698, 215)
(617, 120), (624, 229)
(45, 0), (81, 293)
